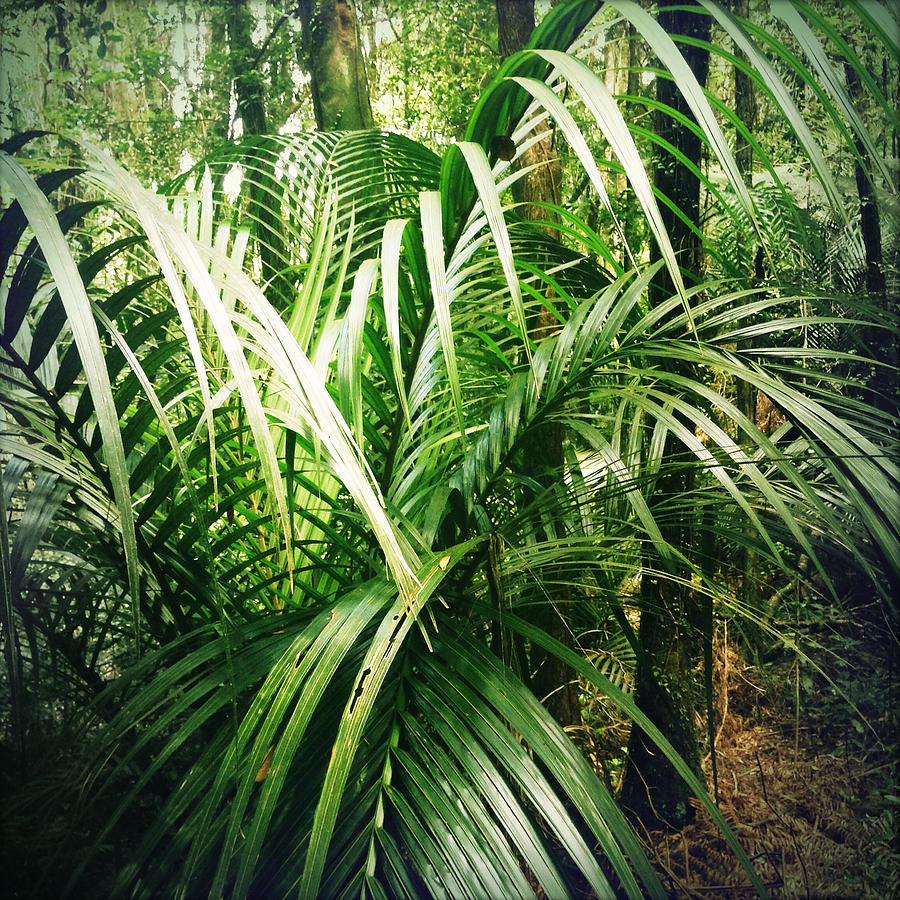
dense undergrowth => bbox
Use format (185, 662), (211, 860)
(1, 585), (895, 899)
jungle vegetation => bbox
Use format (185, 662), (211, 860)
(0, 0), (897, 897)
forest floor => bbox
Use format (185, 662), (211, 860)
(631, 603), (899, 899)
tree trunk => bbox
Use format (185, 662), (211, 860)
(649, 5), (708, 300)
(732, 0), (762, 645)
(733, 0), (756, 182)
(604, 21), (630, 197)
(620, 3), (709, 829)
(226, 0), (294, 307)
(298, 0), (374, 131)
(843, 62), (896, 437)
(620, 457), (704, 827)
(843, 62), (886, 300)
(601, 20), (640, 267)
(227, 0), (268, 136)
(51, 7), (81, 207)
(495, 0), (579, 731)
(733, 0), (758, 428)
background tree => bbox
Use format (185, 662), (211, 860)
(614, 0), (712, 829)
(299, 0), (373, 131)
(494, 0), (582, 729)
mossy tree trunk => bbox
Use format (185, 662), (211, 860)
(298, 0), (374, 132)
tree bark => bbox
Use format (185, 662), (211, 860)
(649, 5), (709, 300)
(620, 456), (704, 828)
(298, 0), (374, 131)
(603, 20), (639, 266)
(51, 7), (81, 206)
(620, 2), (709, 829)
(496, 0), (561, 246)
(496, 0), (534, 58)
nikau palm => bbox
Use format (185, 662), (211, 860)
(1, 2), (897, 898)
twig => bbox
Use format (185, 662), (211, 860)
(251, 3), (303, 71)
(755, 750), (768, 805)
(624, 759), (665, 826)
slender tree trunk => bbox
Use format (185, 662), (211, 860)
(497, 0), (561, 250)
(496, 0), (580, 731)
(51, 7), (81, 206)
(226, 0), (294, 307)
(620, 3), (709, 829)
(844, 62), (886, 300)
(649, 6), (708, 300)
(298, 0), (380, 234)
(591, 20), (640, 268)
(843, 63), (896, 451)
(298, 0), (373, 131)
(604, 22), (630, 196)
(227, 0), (268, 136)
(733, 0), (759, 423)
(732, 0), (762, 643)
(620, 444), (705, 826)
(733, 0), (756, 183)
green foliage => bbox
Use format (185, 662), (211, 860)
(1, 1), (898, 897)
(360, 0), (501, 147)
